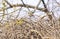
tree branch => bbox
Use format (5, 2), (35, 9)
(4, 0), (13, 7)
(0, 4), (46, 12)
(41, 0), (48, 12)
(41, 0), (52, 20)
(21, 0), (26, 6)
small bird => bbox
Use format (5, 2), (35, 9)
(16, 19), (24, 25)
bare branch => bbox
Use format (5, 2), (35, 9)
(4, 0), (13, 7)
(0, 4), (46, 12)
(21, 0), (30, 11)
(21, 0), (26, 6)
(41, 0), (48, 12)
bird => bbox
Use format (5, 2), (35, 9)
(16, 19), (24, 25)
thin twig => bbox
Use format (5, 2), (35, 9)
(21, 0), (31, 11)
(41, 0), (48, 12)
(0, 4), (46, 12)
(4, 0), (13, 7)
(33, 0), (41, 13)
(21, 0), (26, 6)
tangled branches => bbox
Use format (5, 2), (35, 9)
(0, 0), (60, 39)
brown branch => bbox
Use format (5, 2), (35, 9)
(21, 0), (31, 11)
(21, 0), (26, 6)
(41, 0), (48, 12)
(4, 0), (13, 7)
(41, 0), (52, 20)
(41, 0), (47, 8)
(0, 4), (46, 12)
